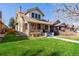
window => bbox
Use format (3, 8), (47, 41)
(32, 13), (41, 19)
(38, 15), (40, 19)
(35, 14), (37, 19)
(32, 13), (34, 18)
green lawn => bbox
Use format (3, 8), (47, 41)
(0, 34), (79, 56)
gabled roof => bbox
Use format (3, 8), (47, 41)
(25, 7), (44, 16)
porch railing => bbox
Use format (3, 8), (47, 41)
(30, 29), (43, 37)
(30, 29), (42, 33)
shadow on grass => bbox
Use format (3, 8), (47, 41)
(48, 51), (60, 56)
(21, 49), (44, 56)
(1, 34), (29, 43)
(50, 52), (60, 56)
(21, 49), (61, 56)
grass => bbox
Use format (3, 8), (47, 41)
(0, 33), (79, 56)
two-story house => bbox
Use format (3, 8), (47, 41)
(15, 7), (53, 37)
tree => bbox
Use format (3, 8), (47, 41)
(9, 17), (15, 29)
(56, 4), (79, 23)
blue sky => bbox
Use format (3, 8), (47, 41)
(0, 3), (78, 26)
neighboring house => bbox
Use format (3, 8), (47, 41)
(0, 11), (8, 34)
(54, 23), (67, 31)
(0, 20), (8, 34)
(15, 7), (53, 37)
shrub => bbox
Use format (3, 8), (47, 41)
(2, 32), (28, 43)
(6, 28), (16, 35)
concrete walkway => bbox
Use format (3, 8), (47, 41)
(48, 36), (79, 44)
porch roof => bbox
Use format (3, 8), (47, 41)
(23, 16), (53, 25)
(54, 23), (66, 27)
(54, 23), (61, 26)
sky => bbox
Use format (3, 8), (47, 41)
(0, 3), (79, 26)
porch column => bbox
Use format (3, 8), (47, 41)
(48, 25), (50, 32)
(27, 22), (30, 36)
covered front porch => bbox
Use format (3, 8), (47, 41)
(26, 22), (51, 37)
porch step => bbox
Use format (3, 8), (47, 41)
(47, 32), (54, 37)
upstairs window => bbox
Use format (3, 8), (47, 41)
(31, 13), (41, 19)
(35, 14), (37, 19)
(38, 15), (40, 19)
(32, 13), (34, 18)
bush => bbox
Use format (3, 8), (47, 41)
(6, 28), (16, 35)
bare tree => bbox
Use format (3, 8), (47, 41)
(56, 3), (79, 22)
